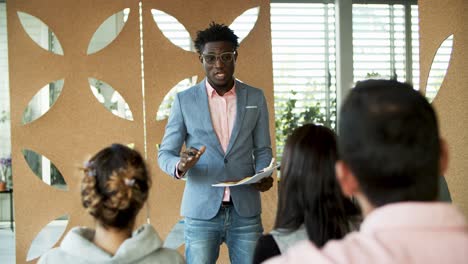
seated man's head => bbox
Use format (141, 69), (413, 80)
(81, 144), (151, 229)
(335, 80), (448, 214)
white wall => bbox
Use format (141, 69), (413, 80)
(0, 4), (10, 158)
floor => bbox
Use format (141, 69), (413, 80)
(0, 224), (15, 264)
(0, 221), (69, 263)
(0, 220), (185, 263)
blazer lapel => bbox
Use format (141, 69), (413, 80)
(225, 81), (246, 156)
(196, 80), (225, 156)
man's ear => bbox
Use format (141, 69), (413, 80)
(199, 55), (204, 63)
(440, 138), (449, 176)
(335, 160), (360, 197)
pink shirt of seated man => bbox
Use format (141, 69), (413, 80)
(264, 202), (468, 264)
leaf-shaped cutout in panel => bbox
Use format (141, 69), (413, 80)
(164, 219), (185, 249)
(229, 7), (260, 44)
(17, 12), (64, 55)
(156, 76), (198, 121)
(425, 35), (453, 103)
(151, 9), (193, 51)
(87, 8), (130, 55)
(22, 149), (67, 190)
(22, 79), (64, 125)
(26, 215), (69, 261)
(123, 8), (131, 22)
(88, 78), (134, 120)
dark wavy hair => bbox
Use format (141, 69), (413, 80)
(275, 124), (355, 247)
(194, 21), (239, 54)
(81, 144), (151, 229)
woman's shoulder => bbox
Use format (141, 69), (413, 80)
(135, 224), (186, 263)
(38, 226), (111, 263)
(258, 233), (277, 246)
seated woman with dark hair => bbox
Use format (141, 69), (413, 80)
(39, 143), (185, 264)
(252, 124), (361, 264)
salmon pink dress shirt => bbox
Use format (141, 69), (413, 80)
(206, 80), (236, 201)
(265, 202), (468, 264)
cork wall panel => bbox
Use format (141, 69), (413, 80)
(7, 0), (143, 263)
(419, 0), (468, 217)
(142, 0), (276, 261)
(8, 0), (277, 263)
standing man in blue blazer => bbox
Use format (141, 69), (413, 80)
(158, 22), (274, 264)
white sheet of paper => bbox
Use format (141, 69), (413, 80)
(212, 165), (278, 187)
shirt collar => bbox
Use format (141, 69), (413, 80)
(205, 79), (236, 98)
(360, 202), (467, 233)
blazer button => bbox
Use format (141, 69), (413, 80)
(224, 158), (228, 164)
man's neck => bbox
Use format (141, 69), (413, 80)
(208, 80), (235, 96)
(355, 192), (375, 217)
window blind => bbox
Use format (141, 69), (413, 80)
(353, 4), (407, 82)
(271, 2), (336, 157)
(0, 4), (9, 155)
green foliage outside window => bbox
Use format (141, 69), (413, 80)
(0, 110), (8, 123)
(275, 90), (334, 162)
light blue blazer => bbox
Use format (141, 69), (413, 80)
(158, 79), (272, 220)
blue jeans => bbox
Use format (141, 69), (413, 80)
(184, 205), (263, 264)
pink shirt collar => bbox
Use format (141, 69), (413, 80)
(205, 79), (236, 97)
(361, 202), (467, 233)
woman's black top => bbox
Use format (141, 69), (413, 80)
(252, 234), (281, 264)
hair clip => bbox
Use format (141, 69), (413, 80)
(124, 178), (135, 187)
(84, 161), (96, 177)
(86, 169), (96, 177)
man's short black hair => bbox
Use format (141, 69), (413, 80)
(338, 80), (440, 206)
(194, 22), (239, 54)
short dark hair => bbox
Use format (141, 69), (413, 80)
(275, 124), (354, 247)
(338, 80), (440, 206)
(81, 144), (151, 229)
(194, 22), (239, 54)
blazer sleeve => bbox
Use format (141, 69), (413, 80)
(158, 94), (187, 177)
(253, 234), (281, 264)
(253, 90), (273, 172)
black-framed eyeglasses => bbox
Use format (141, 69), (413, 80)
(201, 51), (236, 64)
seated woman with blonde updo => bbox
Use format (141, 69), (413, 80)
(39, 144), (185, 264)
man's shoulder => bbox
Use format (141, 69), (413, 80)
(319, 232), (374, 262)
(264, 240), (328, 263)
(265, 232), (379, 264)
(237, 81), (264, 94)
(177, 83), (203, 98)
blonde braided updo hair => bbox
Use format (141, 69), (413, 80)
(81, 144), (151, 228)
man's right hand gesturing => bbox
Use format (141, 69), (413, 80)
(177, 146), (206, 174)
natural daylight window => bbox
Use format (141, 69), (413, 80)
(270, 2), (336, 157)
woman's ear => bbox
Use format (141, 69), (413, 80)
(335, 160), (360, 197)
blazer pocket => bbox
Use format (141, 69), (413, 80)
(243, 107), (258, 128)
